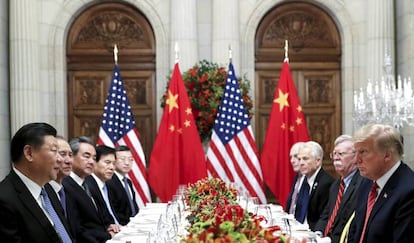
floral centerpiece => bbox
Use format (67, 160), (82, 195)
(161, 60), (254, 143)
(182, 178), (285, 243)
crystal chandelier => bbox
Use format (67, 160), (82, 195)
(353, 52), (414, 128)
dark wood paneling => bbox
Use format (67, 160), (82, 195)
(66, 2), (156, 160)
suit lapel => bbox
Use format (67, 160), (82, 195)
(369, 170), (399, 221)
(340, 172), (360, 206)
(11, 171), (59, 242)
(309, 169), (322, 199)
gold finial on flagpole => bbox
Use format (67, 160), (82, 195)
(175, 42), (179, 63)
(228, 44), (233, 63)
(114, 44), (118, 65)
(284, 40), (289, 62)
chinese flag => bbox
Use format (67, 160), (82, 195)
(260, 58), (310, 209)
(148, 63), (207, 202)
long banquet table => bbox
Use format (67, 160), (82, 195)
(107, 202), (331, 243)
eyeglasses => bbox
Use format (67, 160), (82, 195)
(329, 151), (355, 159)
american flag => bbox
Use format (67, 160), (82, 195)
(97, 64), (151, 208)
(206, 62), (267, 203)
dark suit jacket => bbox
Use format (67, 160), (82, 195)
(349, 162), (414, 243)
(107, 174), (138, 225)
(306, 168), (335, 230)
(62, 176), (111, 243)
(45, 182), (76, 242)
(314, 170), (362, 243)
(0, 170), (62, 243)
(285, 173), (300, 213)
(84, 175), (117, 226)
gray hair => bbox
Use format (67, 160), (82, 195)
(69, 136), (94, 156)
(303, 141), (324, 160)
(334, 134), (353, 147)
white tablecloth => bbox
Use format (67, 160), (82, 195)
(108, 203), (331, 243)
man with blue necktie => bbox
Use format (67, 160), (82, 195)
(295, 141), (335, 230)
(85, 145), (121, 227)
(0, 122), (74, 242)
(45, 136), (76, 239)
(107, 145), (139, 225)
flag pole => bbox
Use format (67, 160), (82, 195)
(284, 40), (289, 62)
(175, 42), (179, 63)
(228, 44), (232, 63)
(114, 44), (118, 65)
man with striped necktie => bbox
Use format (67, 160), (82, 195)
(348, 124), (414, 243)
(314, 135), (362, 243)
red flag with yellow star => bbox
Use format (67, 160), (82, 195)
(148, 63), (207, 202)
(260, 59), (310, 209)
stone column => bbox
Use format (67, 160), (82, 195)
(9, 0), (41, 133)
(366, 0), (395, 82)
(212, 0), (239, 70)
(0, 0), (10, 179)
(170, 0), (198, 71)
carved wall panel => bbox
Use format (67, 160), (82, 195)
(306, 114), (336, 173)
(67, 2), (156, 160)
(255, 1), (341, 178)
(73, 115), (102, 142)
(70, 72), (106, 108)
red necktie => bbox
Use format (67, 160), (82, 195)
(359, 182), (378, 243)
(324, 179), (345, 236)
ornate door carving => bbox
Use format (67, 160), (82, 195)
(255, 2), (342, 176)
(67, 2), (155, 159)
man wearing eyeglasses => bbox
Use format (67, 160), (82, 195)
(314, 135), (362, 243)
(106, 145), (139, 225)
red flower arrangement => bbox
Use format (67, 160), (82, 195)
(182, 178), (285, 243)
(161, 60), (253, 143)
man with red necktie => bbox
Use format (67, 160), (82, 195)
(314, 135), (362, 243)
(348, 124), (414, 243)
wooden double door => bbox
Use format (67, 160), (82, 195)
(67, 2), (156, 159)
(66, 2), (342, 176)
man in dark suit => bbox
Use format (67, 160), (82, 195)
(314, 135), (362, 243)
(63, 137), (120, 243)
(286, 142), (305, 214)
(0, 122), (72, 243)
(45, 136), (76, 241)
(107, 145), (139, 225)
(348, 124), (414, 243)
(296, 141), (335, 230)
(85, 145), (120, 226)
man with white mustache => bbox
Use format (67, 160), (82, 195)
(314, 135), (362, 243)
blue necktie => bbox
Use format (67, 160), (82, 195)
(103, 184), (119, 224)
(294, 176), (310, 223)
(58, 187), (67, 217)
(41, 188), (72, 243)
(123, 177), (137, 216)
